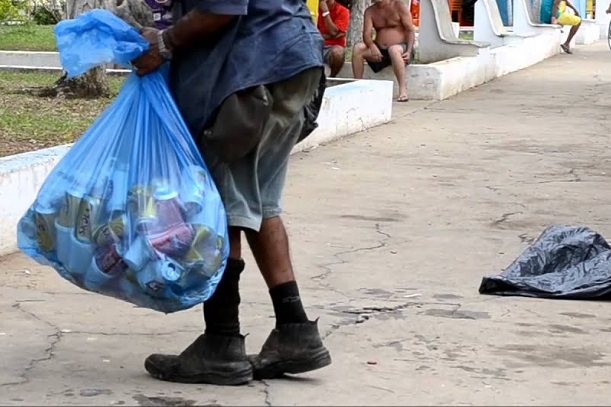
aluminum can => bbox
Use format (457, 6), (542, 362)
(93, 243), (128, 275)
(75, 195), (102, 243)
(128, 185), (157, 233)
(107, 167), (129, 213)
(137, 255), (184, 295)
(153, 186), (185, 227)
(148, 223), (194, 257)
(180, 165), (207, 217)
(181, 225), (224, 277)
(58, 190), (83, 228)
(34, 205), (57, 252)
(123, 234), (158, 271)
(92, 213), (127, 247)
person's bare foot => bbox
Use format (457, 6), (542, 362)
(397, 93), (409, 102)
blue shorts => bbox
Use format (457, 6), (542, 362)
(205, 68), (322, 232)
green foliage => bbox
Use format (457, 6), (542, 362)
(32, 5), (61, 24)
(0, 0), (22, 22)
(31, 0), (64, 25)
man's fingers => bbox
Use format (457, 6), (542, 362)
(134, 65), (152, 76)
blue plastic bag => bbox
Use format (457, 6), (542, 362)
(54, 9), (150, 77)
(17, 10), (229, 313)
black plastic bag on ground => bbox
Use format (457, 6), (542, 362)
(479, 224), (611, 299)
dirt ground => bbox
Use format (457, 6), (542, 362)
(0, 71), (124, 157)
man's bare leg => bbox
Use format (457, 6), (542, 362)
(228, 227), (242, 259)
(562, 22), (581, 52)
(245, 217), (295, 288)
(245, 216), (331, 379)
(388, 44), (408, 101)
(352, 42), (369, 79)
(328, 45), (346, 78)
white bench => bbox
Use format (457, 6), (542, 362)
(513, 0), (560, 36)
(574, 18), (599, 44)
(418, 0), (490, 63)
(474, 0), (532, 48)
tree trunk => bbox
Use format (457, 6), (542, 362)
(38, 69), (110, 99)
(346, 0), (371, 49)
(44, 0), (110, 98)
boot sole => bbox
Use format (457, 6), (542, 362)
(252, 348), (332, 380)
(145, 359), (253, 386)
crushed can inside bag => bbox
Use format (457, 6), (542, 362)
(16, 10), (229, 313)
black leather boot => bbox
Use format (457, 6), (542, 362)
(145, 333), (253, 385)
(248, 319), (332, 379)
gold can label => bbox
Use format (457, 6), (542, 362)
(75, 196), (102, 243)
(128, 185), (157, 233)
(58, 192), (82, 228)
(182, 225), (215, 263)
(92, 214), (126, 247)
(34, 208), (57, 252)
(129, 185), (154, 213)
(180, 226), (224, 276)
(128, 185), (148, 209)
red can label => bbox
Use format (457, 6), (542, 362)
(155, 196), (185, 228)
(95, 244), (127, 275)
(148, 223), (194, 257)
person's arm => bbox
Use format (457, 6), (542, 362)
(133, 0), (248, 75)
(162, 0), (248, 52)
(319, 1), (341, 37)
(362, 8), (374, 48)
(551, 0), (561, 22)
(325, 6), (350, 39)
(607, 1), (611, 13)
(397, 0), (415, 56)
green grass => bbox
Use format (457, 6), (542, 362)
(459, 31), (474, 40)
(0, 71), (127, 157)
(0, 24), (57, 51)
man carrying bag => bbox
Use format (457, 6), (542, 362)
(132, 0), (331, 385)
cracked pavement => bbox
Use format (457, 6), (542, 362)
(3, 42), (611, 405)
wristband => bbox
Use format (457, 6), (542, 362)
(322, 11), (330, 17)
(158, 30), (173, 60)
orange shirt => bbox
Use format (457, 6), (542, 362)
(317, 2), (350, 47)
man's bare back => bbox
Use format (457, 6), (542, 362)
(367, 0), (407, 47)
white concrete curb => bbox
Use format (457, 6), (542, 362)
(0, 79), (393, 256)
(0, 51), (60, 68)
(0, 64), (131, 75)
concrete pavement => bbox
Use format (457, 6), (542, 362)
(3, 41), (611, 406)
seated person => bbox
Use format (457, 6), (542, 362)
(318, 0), (350, 77)
(351, 0), (415, 102)
(541, 0), (581, 54)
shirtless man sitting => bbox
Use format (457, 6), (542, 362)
(352, 0), (416, 102)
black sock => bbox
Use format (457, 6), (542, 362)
(203, 258), (244, 337)
(269, 281), (309, 327)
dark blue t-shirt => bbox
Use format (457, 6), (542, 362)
(169, 0), (324, 137)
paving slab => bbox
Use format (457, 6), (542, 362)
(2, 42), (611, 406)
